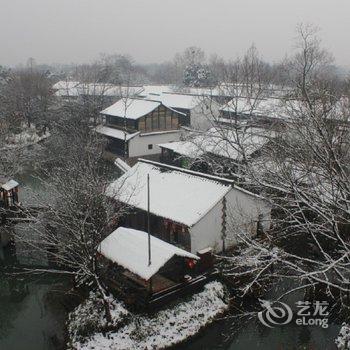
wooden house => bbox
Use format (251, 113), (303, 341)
(106, 159), (271, 254)
(97, 227), (213, 307)
(96, 98), (184, 159)
(141, 92), (220, 131)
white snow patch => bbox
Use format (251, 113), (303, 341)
(4, 128), (50, 149)
(68, 281), (228, 350)
(67, 291), (130, 345)
(144, 92), (201, 110)
(99, 227), (198, 281)
(101, 98), (161, 120)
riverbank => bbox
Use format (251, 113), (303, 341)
(67, 281), (229, 350)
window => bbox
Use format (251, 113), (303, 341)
(159, 112), (166, 130)
(165, 115), (172, 129)
(171, 114), (178, 129)
(152, 111), (159, 130)
(148, 144), (153, 150)
(138, 117), (146, 132)
(145, 116), (152, 131)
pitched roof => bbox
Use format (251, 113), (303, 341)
(159, 127), (274, 161)
(101, 98), (161, 120)
(158, 140), (204, 158)
(147, 93), (201, 110)
(53, 81), (80, 96)
(1, 179), (19, 191)
(220, 97), (293, 120)
(106, 160), (233, 227)
(98, 227), (198, 281)
(201, 127), (274, 160)
(95, 125), (139, 141)
(140, 85), (176, 95)
(53, 81), (144, 98)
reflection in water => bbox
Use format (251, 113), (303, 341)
(178, 314), (339, 350)
(0, 247), (68, 350)
(0, 274), (68, 350)
(0, 169), (68, 350)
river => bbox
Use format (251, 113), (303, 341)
(0, 170), (342, 350)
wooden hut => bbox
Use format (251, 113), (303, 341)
(97, 227), (216, 308)
(0, 178), (19, 209)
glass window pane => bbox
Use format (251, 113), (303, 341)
(146, 116), (152, 131)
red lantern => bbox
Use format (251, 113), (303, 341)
(187, 259), (196, 269)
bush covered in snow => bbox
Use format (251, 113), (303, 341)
(336, 323), (350, 349)
(5, 127), (50, 149)
(67, 281), (229, 350)
(67, 291), (129, 345)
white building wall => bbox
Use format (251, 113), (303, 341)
(189, 188), (271, 254)
(190, 200), (223, 254)
(128, 131), (182, 158)
(225, 188), (271, 245)
(191, 99), (221, 131)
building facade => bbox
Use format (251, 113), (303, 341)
(96, 98), (185, 158)
(106, 159), (271, 254)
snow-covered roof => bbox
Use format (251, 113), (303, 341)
(1, 180), (19, 191)
(140, 85), (176, 96)
(158, 140), (204, 158)
(146, 93), (201, 110)
(98, 227), (198, 280)
(53, 81), (144, 98)
(106, 160), (234, 227)
(53, 81), (80, 96)
(95, 125), (139, 141)
(101, 98), (161, 120)
(159, 127), (274, 161)
(190, 87), (230, 97)
(202, 127), (274, 160)
(220, 97), (293, 120)
(114, 158), (131, 173)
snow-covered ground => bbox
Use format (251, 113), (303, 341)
(3, 126), (50, 150)
(67, 281), (229, 350)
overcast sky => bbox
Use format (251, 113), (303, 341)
(0, 0), (349, 67)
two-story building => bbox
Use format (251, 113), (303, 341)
(147, 93), (220, 131)
(96, 98), (185, 159)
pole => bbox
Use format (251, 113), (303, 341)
(123, 106), (127, 159)
(222, 196), (227, 253)
(147, 174), (151, 266)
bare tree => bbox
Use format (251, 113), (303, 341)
(210, 25), (350, 312)
(17, 118), (126, 322)
(0, 66), (54, 129)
